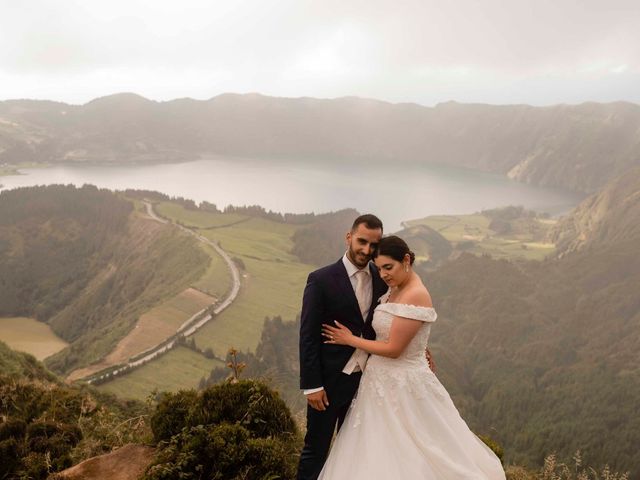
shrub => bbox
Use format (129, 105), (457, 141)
(145, 380), (300, 480)
(0, 438), (21, 477)
(146, 423), (296, 480)
(0, 419), (27, 440)
(150, 389), (198, 442)
(188, 381), (298, 441)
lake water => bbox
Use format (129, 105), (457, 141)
(0, 317), (68, 360)
(0, 157), (584, 232)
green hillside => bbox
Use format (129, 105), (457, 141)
(417, 172), (640, 475)
(0, 185), (210, 375)
(0, 339), (57, 382)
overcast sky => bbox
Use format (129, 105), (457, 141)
(1, 0), (639, 106)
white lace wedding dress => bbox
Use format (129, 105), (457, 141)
(318, 295), (506, 479)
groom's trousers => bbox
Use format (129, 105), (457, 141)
(296, 371), (362, 480)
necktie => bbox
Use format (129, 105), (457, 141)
(355, 269), (368, 318)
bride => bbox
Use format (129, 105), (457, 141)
(319, 236), (505, 479)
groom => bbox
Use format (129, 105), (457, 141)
(297, 214), (388, 480)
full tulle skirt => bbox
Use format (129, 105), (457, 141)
(318, 355), (506, 480)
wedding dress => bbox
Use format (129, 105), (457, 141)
(318, 293), (506, 479)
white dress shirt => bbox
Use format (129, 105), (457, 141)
(303, 253), (373, 396)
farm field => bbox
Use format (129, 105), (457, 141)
(94, 202), (312, 400)
(66, 287), (216, 382)
(192, 242), (233, 298)
(99, 202), (314, 398)
(154, 204), (312, 352)
(155, 202), (248, 228)
(405, 213), (556, 261)
(194, 255), (309, 354)
(0, 317), (68, 360)
(97, 346), (224, 401)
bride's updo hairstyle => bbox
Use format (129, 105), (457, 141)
(373, 235), (416, 265)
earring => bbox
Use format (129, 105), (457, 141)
(404, 263), (409, 272)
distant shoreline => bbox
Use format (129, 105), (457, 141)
(0, 158), (584, 232)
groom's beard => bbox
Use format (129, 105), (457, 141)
(348, 247), (371, 269)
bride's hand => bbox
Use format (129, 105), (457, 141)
(322, 321), (354, 346)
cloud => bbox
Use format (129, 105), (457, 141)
(1, 0), (639, 105)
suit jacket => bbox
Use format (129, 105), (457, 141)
(299, 258), (388, 391)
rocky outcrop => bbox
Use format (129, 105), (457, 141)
(552, 166), (640, 255)
(51, 444), (155, 480)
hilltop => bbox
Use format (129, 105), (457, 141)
(1, 94), (640, 193)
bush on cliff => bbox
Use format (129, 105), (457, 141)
(145, 380), (300, 480)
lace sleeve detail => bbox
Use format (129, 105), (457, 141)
(375, 303), (437, 323)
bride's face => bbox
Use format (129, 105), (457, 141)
(374, 254), (407, 287)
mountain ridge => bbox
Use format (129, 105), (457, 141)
(2, 93), (640, 193)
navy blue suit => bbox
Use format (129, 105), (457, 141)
(297, 258), (388, 480)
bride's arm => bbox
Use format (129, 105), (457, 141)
(322, 316), (422, 358)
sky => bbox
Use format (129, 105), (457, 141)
(1, 0), (639, 106)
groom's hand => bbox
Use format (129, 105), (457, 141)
(307, 389), (330, 411)
(425, 347), (436, 373)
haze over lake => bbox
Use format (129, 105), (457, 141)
(1, 157), (583, 231)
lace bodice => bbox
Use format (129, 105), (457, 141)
(371, 299), (437, 367)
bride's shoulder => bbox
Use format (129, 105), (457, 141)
(377, 286), (436, 323)
(398, 286), (432, 309)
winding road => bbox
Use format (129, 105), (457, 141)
(84, 202), (241, 384)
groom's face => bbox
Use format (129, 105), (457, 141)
(346, 224), (383, 269)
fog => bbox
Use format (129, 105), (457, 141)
(1, 0), (639, 105)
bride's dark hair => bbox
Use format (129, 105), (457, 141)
(373, 235), (415, 265)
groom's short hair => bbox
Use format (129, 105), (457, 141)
(351, 214), (383, 233)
